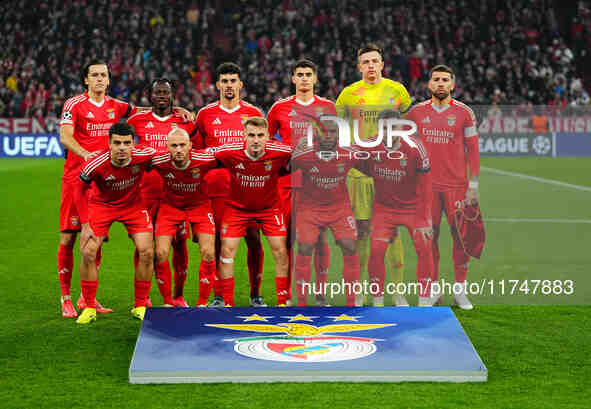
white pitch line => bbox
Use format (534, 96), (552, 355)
(481, 166), (591, 192)
(485, 218), (591, 224)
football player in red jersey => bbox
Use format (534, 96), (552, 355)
(75, 123), (157, 323)
(151, 128), (217, 307)
(195, 63), (267, 307)
(267, 59), (336, 306)
(291, 121), (361, 306)
(58, 60), (134, 317)
(127, 78), (198, 307)
(213, 117), (291, 306)
(406, 65), (480, 310)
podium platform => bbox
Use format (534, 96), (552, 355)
(129, 306), (487, 383)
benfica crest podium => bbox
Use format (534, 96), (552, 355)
(129, 306), (487, 383)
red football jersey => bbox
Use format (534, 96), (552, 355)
(292, 145), (357, 207)
(195, 101), (263, 147)
(214, 142), (292, 211)
(362, 137), (431, 213)
(406, 98), (478, 191)
(150, 149), (217, 208)
(60, 93), (135, 182)
(267, 95), (336, 147)
(80, 146), (156, 208)
(127, 111), (197, 150)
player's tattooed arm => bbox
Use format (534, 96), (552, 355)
(60, 124), (100, 160)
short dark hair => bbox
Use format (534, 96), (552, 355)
(147, 78), (174, 105)
(357, 43), (383, 60)
(429, 64), (455, 80)
(216, 62), (241, 80)
(109, 122), (135, 142)
(291, 59), (317, 75)
(81, 59), (110, 87)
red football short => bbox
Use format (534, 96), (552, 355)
(295, 202), (357, 244)
(156, 202), (215, 239)
(371, 202), (429, 240)
(431, 189), (466, 228)
(88, 204), (153, 237)
(221, 206), (287, 238)
(204, 168), (230, 198)
(60, 180), (81, 232)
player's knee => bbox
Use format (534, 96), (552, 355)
(81, 243), (98, 264)
(155, 247), (169, 263)
(137, 246), (154, 262)
(60, 233), (76, 247)
(297, 242), (314, 256)
(201, 247), (215, 262)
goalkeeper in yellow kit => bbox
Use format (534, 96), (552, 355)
(336, 43), (412, 306)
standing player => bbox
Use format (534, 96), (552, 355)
(195, 62), (266, 307)
(151, 128), (217, 306)
(362, 111), (437, 306)
(127, 78), (198, 307)
(406, 64), (480, 310)
(267, 59), (335, 306)
(213, 117), (291, 306)
(291, 121), (361, 306)
(75, 123), (156, 324)
(58, 60), (134, 317)
(336, 44), (412, 306)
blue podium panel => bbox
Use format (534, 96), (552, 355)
(129, 307), (487, 383)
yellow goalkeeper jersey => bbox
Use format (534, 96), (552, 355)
(336, 78), (411, 140)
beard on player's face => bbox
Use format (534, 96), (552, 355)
(431, 88), (450, 100)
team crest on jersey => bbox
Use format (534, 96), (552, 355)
(241, 115), (250, 122)
(447, 115), (456, 126)
(71, 216), (79, 227)
(191, 168), (201, 179)
(132, 166), (140, 174)
(264, 160), (273, 172)
(107, 108), (115, 119)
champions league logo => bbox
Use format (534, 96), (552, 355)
(206, 314), (395, 363)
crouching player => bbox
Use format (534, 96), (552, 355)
(75, 123), (156, 324)
(213, 117), (292, 306)
(150, 128), (217, 306)
(363, 113), (438, 306)
(291, 121), (361, 306)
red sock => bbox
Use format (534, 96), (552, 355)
(197, 260), (216, 305)
(58, 244), (74, 297)
(276, 276), (290, 305)
(343, 255), (360, 306)
(295, 254), (312, 306)
(155, 260), (173, 305)
(247, 243), (264, 297)
(172, 239), (188, 298)
(368, 240), (387, 297)
(80, 280), (98, 309)
(134, 280), (151, 308)
(220, 277), (234, 306)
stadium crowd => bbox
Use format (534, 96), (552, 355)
(0, 0), (589, 120)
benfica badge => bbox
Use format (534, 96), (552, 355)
(447, 114), (456, 126)
(132, 165), (140, 174)
(171, 123), (178, 129)
(107, 108), (115, 119)
(264, 160), (272, 171)
(71, 216), (79, 227)
(191, 168), (200, 179)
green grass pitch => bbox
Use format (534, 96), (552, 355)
(0, 157), (590, 408)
